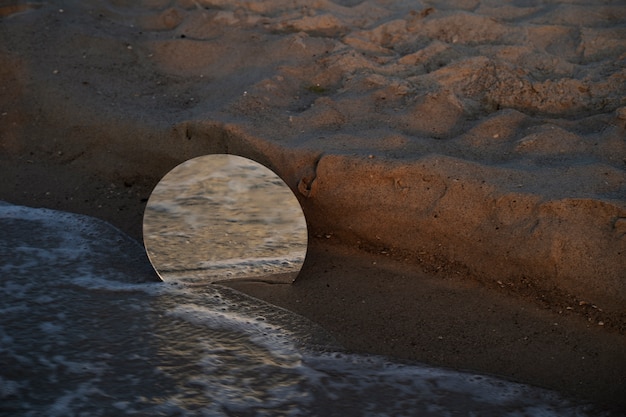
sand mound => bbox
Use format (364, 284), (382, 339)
(1, 0), (624, 321)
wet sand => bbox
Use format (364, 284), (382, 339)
(1, 0), (625, 411)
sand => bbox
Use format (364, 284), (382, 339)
(1, 0), (625, 411)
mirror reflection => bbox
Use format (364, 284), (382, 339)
(143, 154), (308, 284)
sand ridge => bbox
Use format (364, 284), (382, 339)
(2, 0), (623, 318)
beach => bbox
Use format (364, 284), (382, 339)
(1, 0), (625, 411)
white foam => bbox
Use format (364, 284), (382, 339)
(166, 303), (303, 360)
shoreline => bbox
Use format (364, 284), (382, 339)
(225, 240), (626, 411)
(1, 0), (625, 411)
(1, 162), (625, 409)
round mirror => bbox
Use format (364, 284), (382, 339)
(143, 154), (308, 284)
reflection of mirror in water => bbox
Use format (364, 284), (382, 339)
(143, 154), (307, 284)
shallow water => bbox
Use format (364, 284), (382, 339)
(0, 201), (614, 416)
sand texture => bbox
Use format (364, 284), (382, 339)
(1, 0), (625, 410)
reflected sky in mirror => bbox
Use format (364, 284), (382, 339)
(143, 154), (307, 284)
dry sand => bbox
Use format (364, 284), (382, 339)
(1, 0), (625, 411)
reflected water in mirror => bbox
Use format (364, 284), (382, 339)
(143, 154), (308, 284)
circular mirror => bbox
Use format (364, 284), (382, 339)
(143, 154), (308, 284)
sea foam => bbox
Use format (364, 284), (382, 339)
(0, 201), (614, 416)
